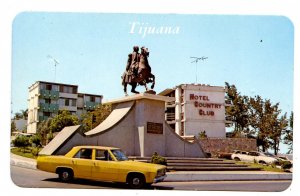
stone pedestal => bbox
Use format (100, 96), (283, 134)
(40, 93), (206, 158)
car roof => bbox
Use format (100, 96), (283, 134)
(73, 146), (120, 150)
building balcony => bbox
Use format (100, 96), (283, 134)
(165, 113), (175, 121)
(84, 101), (100, 111)
(166, 101), (175, 108)
(39, 89), (59, 100)
(39, 103), (59, 112)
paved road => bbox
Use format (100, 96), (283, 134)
(11, 165), (292, 191)
(155, 180), (292, 191)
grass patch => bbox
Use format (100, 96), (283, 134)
(237, 161), (284, 172)
(11, 147), (41, 159)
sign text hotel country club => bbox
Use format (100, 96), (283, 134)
(189, 93), (222, 116)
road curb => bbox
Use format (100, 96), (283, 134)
(10, 158), (37, 170)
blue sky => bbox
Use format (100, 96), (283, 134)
(12, 12), (293, 152)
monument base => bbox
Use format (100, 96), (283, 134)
(40, 93), (207, 158)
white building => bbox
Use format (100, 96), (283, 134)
(27, 81), (103, 134)
(160, 84), (232, 138)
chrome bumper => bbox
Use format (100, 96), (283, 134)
(153, 175), (167, 183)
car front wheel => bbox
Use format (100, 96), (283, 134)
(58, 169), (74, 182)
(233, 157), (241, 161)
(127, 174), (145, 189)
(259, 160), (267, 165)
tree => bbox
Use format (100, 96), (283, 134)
(13, 109), (28, 120)
(225, 82), (250, 135)
(50, 110), (79, 133)
(81, 103), (112, 132)
(14, 113), (22, 120)
(249, 96), (288, 154)
(37, 118), (52, 145)
(249, 96), (269, 151)
(283, 112), (293, 153)
(225, 82), (291, 154)
(20, 109), (28, 120)
(266, 103), (287, 155)
(11, 121), (17, 134)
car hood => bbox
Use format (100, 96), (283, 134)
(119, 160), (166, 171)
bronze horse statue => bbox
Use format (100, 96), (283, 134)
(121, 47), (155, 96)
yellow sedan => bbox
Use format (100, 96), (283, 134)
(37, 146), (167, 189)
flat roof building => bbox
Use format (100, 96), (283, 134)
(160, 84), (232, 138)
(27, 81), (103, 134)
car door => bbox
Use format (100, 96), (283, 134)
(248, 152), (259, 162)
(72, 148), (93, 178)
(92, 149), (120, 181)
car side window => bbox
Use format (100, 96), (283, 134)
(74, 148), (92, 159)
(95, 150), (112, 161)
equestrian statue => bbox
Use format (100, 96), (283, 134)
(121, 46), (155, 96)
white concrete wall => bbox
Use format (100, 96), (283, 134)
(134, 99), (166, 156)
(27, 82), (40, 133)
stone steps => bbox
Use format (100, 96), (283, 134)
(167, 163), (248, 167)
(166, 166), (262, 171)
(129, 156), (262, 171)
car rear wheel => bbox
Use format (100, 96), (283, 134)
(234, 157), (241, 161)
(58, 169), (74, 182)
(127, 174), (145, 189)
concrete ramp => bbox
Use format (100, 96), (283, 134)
(39, 125), (81, 155)
(85, 101), (134, 136)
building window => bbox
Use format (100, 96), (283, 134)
(65, 99), (70, 106)
(72, 86), (77, 94)
(90, 96), (95, 102)
(95, 97), (101, 103)
(43, 112), (51, 117)
(71, 99), (76, 107)
(46, 84), (52, 90)
(59, 85), (64, 92)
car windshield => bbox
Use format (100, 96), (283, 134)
(111, 149), (128, 161)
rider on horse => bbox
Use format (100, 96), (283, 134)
(122, 46), (140, 94)
(122, 46), (155, 96)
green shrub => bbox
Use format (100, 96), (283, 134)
(13, 136), (30, 148)
(198, 131), (207, 139)
(30, 135), (42, 147)
(31, 147), (41, 157)
(151, 152), (167, 166)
